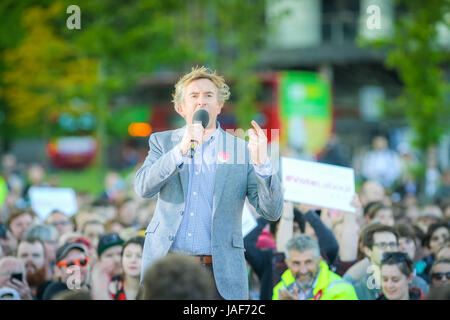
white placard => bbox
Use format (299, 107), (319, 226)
(242, 201), (258, 237)
(281, 157), (355, 213)
(29, 187), (78, 220)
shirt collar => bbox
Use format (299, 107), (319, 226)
(209, 121), (221, 142)
(178, 121), (221, 142)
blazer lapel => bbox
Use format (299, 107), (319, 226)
(173, 128), (189, 200)
(212, 129), (233, 216)
(179, 164), (189, 200)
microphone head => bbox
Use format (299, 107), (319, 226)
(192, 109), (210, 129)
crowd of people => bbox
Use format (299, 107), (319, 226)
(0, 136), (449, 300)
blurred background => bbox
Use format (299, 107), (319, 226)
(0, 0), (449, 207)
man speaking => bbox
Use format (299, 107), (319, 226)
(134, 66), (283, 299)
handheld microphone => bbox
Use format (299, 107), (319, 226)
(189, 109), (210, 158)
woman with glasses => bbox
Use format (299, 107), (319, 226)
(378, 252), (424, 300)
(429, 259), (450, 287)
(108, 236), (145, 300)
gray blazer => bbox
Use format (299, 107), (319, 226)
(134, 126), (283, 300)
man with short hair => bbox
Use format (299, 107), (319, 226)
(23, 224), (60, 280)
(273, 235), (357, 300)
(135, 66), (283, 300)
(350, 224), (428, 299)
(42, 242), (90, 300)
(140, 253), (215, 300)
(0, 256), (32, 300)
(16, 237), (50, 298)
(81, 219), (105, 251)
(350, 224), (399, 300)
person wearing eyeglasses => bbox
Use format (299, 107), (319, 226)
(45, 210), (74, 237)
(352, 224), (399, 300)
(429, 258), (450, 288)
(377, 251), (424, 300)
(42, 242), (90, 300)
(351, 224), (428, 300)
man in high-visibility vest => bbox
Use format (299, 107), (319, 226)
(273, 234), (357, 300)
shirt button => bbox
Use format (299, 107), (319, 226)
(195, 172), (199, 175)
(168, 235), (174, 241)
(180, 211), (184, 216)
(188, 233), (192, 237)
(190, 212), (194, 216)
(193, 191), (197, 196)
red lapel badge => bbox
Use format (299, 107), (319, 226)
(217, 151), (229, 163)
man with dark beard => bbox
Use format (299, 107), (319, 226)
(273, 235), (357, 300)
(16, 237), (50, 299)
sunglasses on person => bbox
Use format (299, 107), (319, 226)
(56, 257), (89, 268)
(381, 251), (409, 263)
(431, 272), (450, 281)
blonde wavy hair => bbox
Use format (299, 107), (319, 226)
(171, 66), (230, 110)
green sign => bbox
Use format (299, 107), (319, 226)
(280, 71), (331, 118)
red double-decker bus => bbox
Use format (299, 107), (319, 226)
(137, 72), (281, 143)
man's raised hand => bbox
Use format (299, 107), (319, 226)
(248, 120), (268, 166)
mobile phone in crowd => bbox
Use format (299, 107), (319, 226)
(11, 273), (23, 282)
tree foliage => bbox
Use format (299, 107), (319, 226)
(361, 0), (450, 152)
(0, 1), (98, 135)
(1, 0), (278, 158)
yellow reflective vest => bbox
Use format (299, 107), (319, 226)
(273, 261), (358, 300)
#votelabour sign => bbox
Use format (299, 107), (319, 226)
(281, 157), (355, 213)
